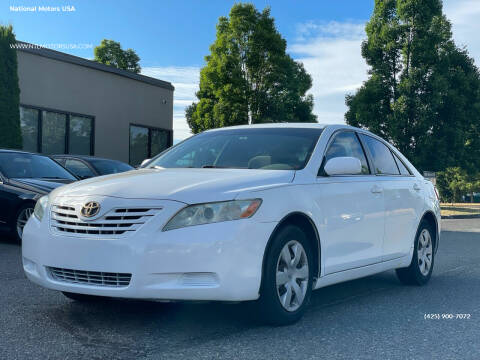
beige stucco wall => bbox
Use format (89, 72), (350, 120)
(16, 50), (173, 163)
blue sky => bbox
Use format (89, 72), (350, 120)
(3, 0), (479, 140)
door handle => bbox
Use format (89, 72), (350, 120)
(413, 183), (421, 191)
(371, 185), (383, 194)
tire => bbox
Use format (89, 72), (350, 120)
(257, 225), (314, 325)
(62, 292), (107, 302)
(14, 203), (34, 243)
(396, 219), (435, 285)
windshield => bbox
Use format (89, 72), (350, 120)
(147, 128), (323, 170)
(0, 152), (76, 180)
(90, 159), (134, 175)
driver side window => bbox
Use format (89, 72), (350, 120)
(321, 132), (370, 175)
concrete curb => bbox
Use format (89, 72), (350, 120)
(441, 214), (480, 219)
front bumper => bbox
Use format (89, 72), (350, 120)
(22, 200), (277, 302)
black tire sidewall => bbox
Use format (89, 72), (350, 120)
(14, 203), (34, 243)
(411, 220), (435, 285)
(259, 225), (314, 325)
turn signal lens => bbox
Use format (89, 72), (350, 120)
(240, 199), (262, 218)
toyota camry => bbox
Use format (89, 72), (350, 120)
(22, 124), (440, 325)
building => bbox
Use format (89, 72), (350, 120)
(15, 42), (174, 165)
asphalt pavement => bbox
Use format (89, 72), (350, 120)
(1, 219), (479, 359)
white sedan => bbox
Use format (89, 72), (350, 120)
(22, 124), (440, 325)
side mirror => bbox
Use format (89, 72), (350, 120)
(140, 159), (151, 167)
(324, 157), (362, 176)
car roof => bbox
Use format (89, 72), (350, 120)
(205, 123), (329, 132)
(203, 123), (387, 141)
(52, 154), (124, 162)
(0, 148), (46, 156)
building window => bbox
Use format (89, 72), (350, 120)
(20, 107), (39, 153)
(129, 124), (171, 166)
(130, 125), (149, 166)
(42, 111), (67, 154)
(151, 128), (169, 157)
(69, 116), (93, 155)
(19, 105), (94, 155)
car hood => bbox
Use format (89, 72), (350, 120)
(10, 178), (75, 194)
(51, 168), (295, 203)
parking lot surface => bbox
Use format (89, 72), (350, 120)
(1, 219), (479, 360)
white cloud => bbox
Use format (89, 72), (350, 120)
(141, 3), (480, 139)
(444, 0), (480, 65)
(290, 1), (480, 126)
(290, 21), (368, 125)
(142, 66), (200, 141)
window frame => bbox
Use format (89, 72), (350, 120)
(129, 123), (173, 165)
(357, 133), (414, 177)
(318, 129), (373, 177)
(20, 104), (95, 156)
(391, 150), (413, 176)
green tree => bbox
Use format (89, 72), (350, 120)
(346, 0), (480, 173)
(436, 167), (480, 202)
(94, 39), (141, 73)
(186, 3), (316, 133)
(0, 25), (22, 149)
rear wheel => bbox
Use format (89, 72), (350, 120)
(396, 220), (435, 285)
(15, 203), (34, 243)
(258, 225), (313, 325)
(62, 292), (107, 302)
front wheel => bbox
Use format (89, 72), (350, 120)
(15, 203), (34, 243)
(396, 220), (435, 285)
(257, 225), (313, 325)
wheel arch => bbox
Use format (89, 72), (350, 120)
(420, 210), (439, 253)
(10, 198), (36, 225)
(260, 211), (321, 292)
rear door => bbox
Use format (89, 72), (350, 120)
(315, 131), (385, 274)
(359, 134), (422, 260)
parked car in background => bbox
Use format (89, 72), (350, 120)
(0, 150), (77, 241)
(52, 155), (134, 179)
(23, 124), (440, 325)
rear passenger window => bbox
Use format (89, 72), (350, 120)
(65, 159), (95, 179)
(360, 135), (399, 175)
(324, 132), (370, 174)
(392, 153), (411, 175)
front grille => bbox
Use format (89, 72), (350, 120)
(48, 267), (131, 287)
(50, 206), (161, 237)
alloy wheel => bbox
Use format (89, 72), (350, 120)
(417, 229), (433, 276)
(276, 240), (309, 312)
(17, 207), (34, 240)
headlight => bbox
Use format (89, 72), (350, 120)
(33, 195), (49, 221)
(163, 199), (262, 231)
